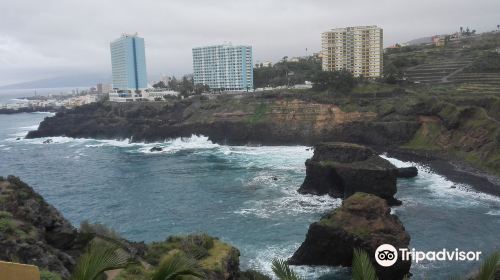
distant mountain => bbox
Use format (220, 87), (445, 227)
(0, 74), (111, 90)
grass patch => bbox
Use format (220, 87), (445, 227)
(403, 122), (442, 150)
(247, 102), (269, 124)
(0, 217), (16, 234)
(40, 270), (62, 280)
(351, 83), (398, 94)
(199, 239), (234, 272)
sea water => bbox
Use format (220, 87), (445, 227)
(0, 112), (499, 279)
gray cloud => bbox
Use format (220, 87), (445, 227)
(1, 0), (499, 85)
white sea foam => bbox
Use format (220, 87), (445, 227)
(247, 243), (342, 279)
(16, 136), (90, 145)
(32, 112), (56, 116)
(382, 155), (500, 206)
(19, 125), (40, 130)
(486, 210), (500, 216)
(235, 180), (341, 219)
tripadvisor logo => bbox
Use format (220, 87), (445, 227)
(374, 244), (482, 267)
(375, 244), (398, 267)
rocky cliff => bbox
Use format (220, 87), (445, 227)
(26, 91), (500, 190)
(0, 176), (78, 278)
(298, 142), (401, 205)
(289, 192), (411, 280)
(0, 176), (262, 280)
(26, 96), (419, 147)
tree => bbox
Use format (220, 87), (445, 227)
(311, 70), (357, 93)
(151, 252), (204, 280)
(194, 83), (210, 95)
(497, 24), (500, 30)
(71, 240), (134, 280)
(352, 249), (377, 280)
(460, 26), (464, 34)
(177, 76), (194, 96)
(271, 259), (302, 280)
(168, 77), (179, 91)
(153, 81), (167, 89)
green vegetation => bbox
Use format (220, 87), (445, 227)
(116, 233), (234, 280)
(70, 240), (134, 280)
(311, 70), (358, 93)
(403, 122), (442, 150)
(271, 259), (303, 280)
(40, 270), (62, 280)
(253, 56), (321, 88)
(466, 52), (500, 72)
(247, 102), (269, 124)
(150, 250), (203, 280)
(79, 220), (122, 240)
(352, 249), (377, 280)
(152, 75), (206, 96)
(240, 270), (272, 280)
(0, 217), (16, 234)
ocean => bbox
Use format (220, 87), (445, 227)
(0, 87), (86, 104)
(0, 112), (499, 279)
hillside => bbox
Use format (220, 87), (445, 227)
(26, 86), (500, 182)
(385, 32), (500, 94)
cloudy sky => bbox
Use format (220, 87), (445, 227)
(0, 0), (499, 86)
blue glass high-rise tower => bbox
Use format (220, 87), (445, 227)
(110, 34), (148, 91)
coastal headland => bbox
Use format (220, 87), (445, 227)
(26, 89), (500, 195)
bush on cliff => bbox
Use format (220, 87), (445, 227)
(311, 70), (358, 93)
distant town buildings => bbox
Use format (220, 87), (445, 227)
(97, 83), (112, 94)
(192, 44), (253, 92)
(321, 25), (383, 78)
(110, 33), (148, 92)
(159, 74), (172, 85)
(432, 35), (446, 47)
(255, 61), (273, 68)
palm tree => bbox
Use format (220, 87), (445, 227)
(71, 240), (134, 280)
(474, 252), (500, 280)
(71, 239), (204, 280)
(271, 259), (303, 280)
(352, 249), (377, 280)
(151, 253), (204, 280)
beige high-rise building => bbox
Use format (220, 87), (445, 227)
(321, 26), (383, 78)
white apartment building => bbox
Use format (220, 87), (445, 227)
(192, 44), (253, 91)
(321, 26), (383, 78)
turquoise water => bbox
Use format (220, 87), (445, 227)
(0, 112), (499, 279)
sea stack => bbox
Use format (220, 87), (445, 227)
(289, 192), (411, 280)
(298, 142), (401, 205)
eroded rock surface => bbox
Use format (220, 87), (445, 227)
(289, 192), (411, 280)
(298, 142), (400, 205)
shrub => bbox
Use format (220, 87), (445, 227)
(40, 270), (62, 280)
(0, 217), (16, 234)
(79, 220), (121, 239)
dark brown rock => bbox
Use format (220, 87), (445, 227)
(289, 193), (411, 280)
(0, 176), (78, 278)
(397, 167), (418, 178)
(298, 142), (400, 204)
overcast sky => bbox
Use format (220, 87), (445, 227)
(1, 0), (499, 86)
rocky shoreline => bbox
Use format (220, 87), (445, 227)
(384, 148), (500, 197)
(0, 106), (63, 115)
(0, 175), (269, 280)
(27, 93), (500, 193)
(24, 95), (500, 196)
